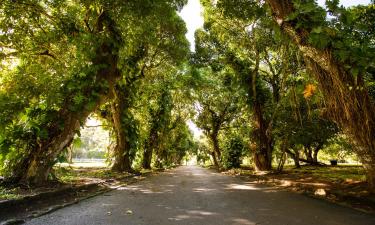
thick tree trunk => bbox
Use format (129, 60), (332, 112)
(254, 151), (272, 170)
(142, 145), (153, 170)
(304, 146), (313, 164)
(266, 0), (375, 190)
(288, 148), (301, 168)
(142, 89), (172, 169)
(142, 149), (153, 170)
(10, 13), (122, 185)
(211, 151), (219, 167)
(16, 110), (90, 184)
(303, 145), (323, 165)
(112, 146), (132, 172)
(110, 47), (148, 172)
(311, 143), (323, 165)
(313, 148), (319, 164)
(250, 50), (273, 171)
(252, 102), (273, 171)
(110, 87), (132, 172)
(111, 122), (132, 172)
(142, 131), (157, 169)
(210, 133), (222, 167)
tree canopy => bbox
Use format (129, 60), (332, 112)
(1, 0), (375, 191)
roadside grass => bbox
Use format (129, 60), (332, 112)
(54, 166), (133, 183)
(282, 165), (366, 183)
(0, 162), (147, 201)
(224, 164), (366, 184)
(0, 186), (20, 200)
(0, 161), (166, 201)
(221, 164), (374, 212)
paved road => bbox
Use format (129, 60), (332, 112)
(26, 166), (375, 225)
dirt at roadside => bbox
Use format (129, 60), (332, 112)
(222, 166), (375, 213)
(0, 173), (149, 224)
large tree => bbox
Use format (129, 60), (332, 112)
(196, 1), (301, 170)
(191, 68), (242, 167)
(264, 0), (375, 188)
(110, 11), (189, 172)
(0, 0), (187, 185)
(213, 0), (375, 190)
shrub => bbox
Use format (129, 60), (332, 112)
(222, 135), (244, 169)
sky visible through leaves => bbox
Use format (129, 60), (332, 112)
(85, 0), (372, 139)
(178, 0), (371, 138)
(179, 0), (371, 52)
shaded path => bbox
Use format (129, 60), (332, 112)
(26, 166), (375, 225)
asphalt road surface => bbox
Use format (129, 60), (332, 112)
(26, 166), (375, 225)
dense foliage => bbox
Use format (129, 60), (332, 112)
(0, 0), (374, 191)
(222, 135), (245, 169)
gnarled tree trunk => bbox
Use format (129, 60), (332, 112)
(10, 13), (122, 185)
(313, 146), (320, 164)
(210, 133), (222, 167)
(304, 146), (313, 164)
(252, 102), (273, 171)
(111, 87), (132, 172)
(285, 148), (301, 168)
(142, 129), (158, 169)
(210, 151), (219, 167)
(251, 50), (273, 171)
(266, 0), (375, 189)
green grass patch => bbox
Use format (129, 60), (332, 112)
(0, 186), (21, 200)
(54, 166), (133, 183)
(53, 164), (155, 184)
(230, 164), (366, 184)
(283, 165), (366, 183)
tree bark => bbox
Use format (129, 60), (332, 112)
(210, 133), (222, 167)
(142, 145), (153, 170)
(311, 143), (323, 165)
(253, 102), (273, 171)
(313, 147), (319, 164)
(9, 13), (122, 185)
(211, 151), (219, 167)
(142, 148), (153, 169)
(111, 87), (132, 172)
(142, 130), (158, 169)
(251, 50), (273, 171)
(110, 46), (148, 172)
(304, 146), (314, 164)
(286, 148), (301, 168)
(265, 0), (375, 190)
(293, 149), (301, 168)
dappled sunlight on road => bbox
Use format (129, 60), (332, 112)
(231, 218), (258, 225)
(191, 172), (207, 176)
(167, 210), (219, 221)
(186, 210), (218, 216)
(193, 187), (217, 193)
(224, 184), (261, 190)
(101, 203), (118, 207)
(25, 165), (375, 225)
(166, 208), (258, 225)
(118, 184), (174, 194)
(118, 166), (288, 196)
